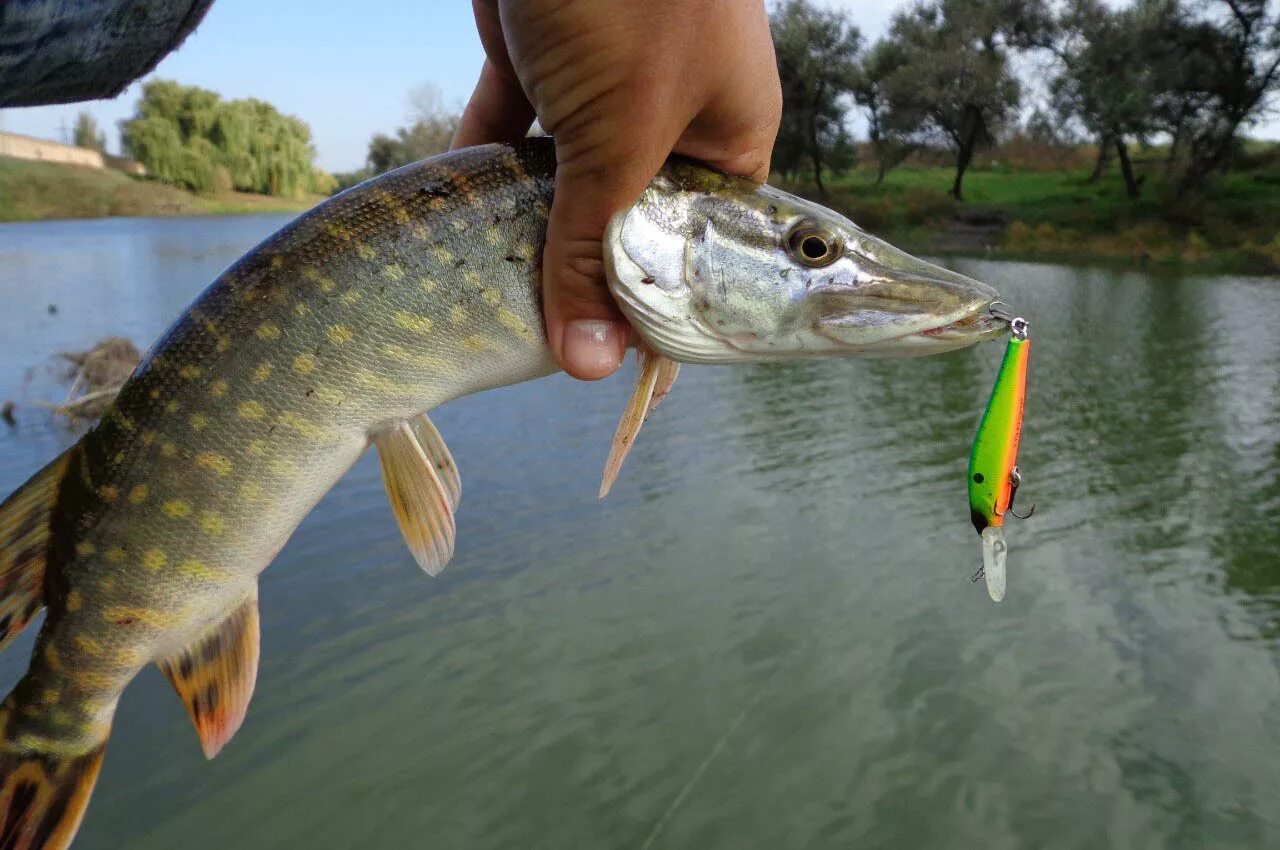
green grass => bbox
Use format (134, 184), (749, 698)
(781, 160), (1280, 274)
(0, 157), (323, 223)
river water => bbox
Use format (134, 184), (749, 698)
(0, 215), (1278, 849)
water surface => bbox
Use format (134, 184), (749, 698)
(1, 216), (1278, 849)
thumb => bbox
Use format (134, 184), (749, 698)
(543, 136), (671, 380)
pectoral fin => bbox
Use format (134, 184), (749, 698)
(158, 592), (260, 759)
(408, 413), (460, 510)
(374, 422), (457, 575)
(599, 348), (680, 499)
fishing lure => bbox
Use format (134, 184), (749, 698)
(968, 313), (1031, 602)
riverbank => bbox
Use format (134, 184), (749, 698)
(0, 156), (322, 222)
(783, 164), (1280, 275)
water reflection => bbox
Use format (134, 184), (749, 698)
(0, 225), (1278, 848)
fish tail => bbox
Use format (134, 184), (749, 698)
(0, 449), (74, 654)
(0, 712), (109, 850)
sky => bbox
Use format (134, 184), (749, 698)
(0, 0), (905, 172)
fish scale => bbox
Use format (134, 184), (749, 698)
(0, 137), (1007, 850)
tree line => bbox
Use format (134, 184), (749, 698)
(771, 0), (1280, 202)
(119, 80), (334, 196)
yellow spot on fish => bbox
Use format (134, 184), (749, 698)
(179, 365), (202, 379)
(216, 336), (231, 353)
(43, 643), (62, 672)
(195, 452), (233, 476)
(269, 458), (299, 478)
(247, 439), (268, 456)
(41, 689), (59, 704)
(314, 386), (346, 405)
(189, 413), (209, 432)
(356, 243), (376, 261)
(382, 263), (405, 281)
(75, 541), (96, 557)
(239, 400), (266, 421)
(150, 387), (163, 400)
(277, 412), (325, 440)
(463, 271), (484, 289)
(302, 266), (337, 293)
(393, 312), (434, 334)
(143, 549), (168, 570)
(103, 607), (176, 628)
(240, 481), (264, 501)
(294, 301), (313, 317)
(432, 246), (454, 265)
(165, 400), (181, 413)
(450, 218), (469, 233)
(293, 353), (318, 375)
(449, 305), (468, 325)
(99, 485), (119, 503)
(179, 559), (224, 581)
(199, 511), (225, 535)
(128, 483), (149, 504)
(111, 451), (125, 466)
(324, 222), (354, 242)
(141, 430), (158, 446)
(256, 322), (282, 341)
(162, 499), (191, 519)
(112, 410), (135, 431)
(74, 636), (103, 656)
(461, 335), (490, 352)
(106, 546), (126, 564)
(253, 362), (273, 383)
(327, 325), (354, 345)
(65, 591), (82, 612)
(161, 442), (178, 458)
(411, 224), (431, 241)
(209, 380), (229, 398)
(485, 226), (503, 245)
(99, 576), (115, 591)
(418, 277), (438, 294)
(339, 289), (362, 306)
(481, 288), (501, 306)
(271, 254), (286, 270)
(497, 308), (533, 339)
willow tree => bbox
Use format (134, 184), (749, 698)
(121, 80), (326, 196)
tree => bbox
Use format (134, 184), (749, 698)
(73, 111), (107, 153)
(1148, 0), (1280, 198)
(769, 0), (861, 196)
(121, 80), (327, 196)
(851, 39), (917, 184)
(1049, 0), (1164, 198)
(881, 0), (1050, 200)
(365, 84), (460, 175)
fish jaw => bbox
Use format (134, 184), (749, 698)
(605, 167), (1002, 364)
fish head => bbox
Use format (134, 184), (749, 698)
(605, 160), (1006, 363)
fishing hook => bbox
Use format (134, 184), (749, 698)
(1006, 466), (1036, 520)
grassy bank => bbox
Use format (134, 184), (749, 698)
(0, 156), (323, 223)
(786, 162), (1280, 274)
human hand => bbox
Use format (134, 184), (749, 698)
(452, 0), (782, 380)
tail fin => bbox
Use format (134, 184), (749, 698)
(0, 740), (106, 850)
(0, 449), (72, 653)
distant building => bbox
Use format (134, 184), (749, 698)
(0, 130), (146, 175)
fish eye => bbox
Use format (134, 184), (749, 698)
(787, 223), (842, 267)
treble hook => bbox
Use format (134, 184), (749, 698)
(1006, 466), (1036, 520)
(988, 301), (1016, 323)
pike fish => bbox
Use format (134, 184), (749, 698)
(0, 138), (1005, 849)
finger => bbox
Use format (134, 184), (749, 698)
(452, 59), (536, 149)
(544, 112), (683, 380)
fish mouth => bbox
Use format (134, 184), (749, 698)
(916, 307), (1010, 342)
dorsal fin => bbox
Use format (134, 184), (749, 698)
(408, 414), (460, 510)
(599, 348), (680, 498)
(374, 422), (456, 576)
(0, 448), (73, 653)
(158, 592), (260, 759)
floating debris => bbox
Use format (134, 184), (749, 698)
(37, 337), (141, 425)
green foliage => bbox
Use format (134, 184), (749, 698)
(121, 80), (324, 196)
(769, 0), (861, 194)
(72, 112), (107, 153)
(365, 84), (459, 175)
